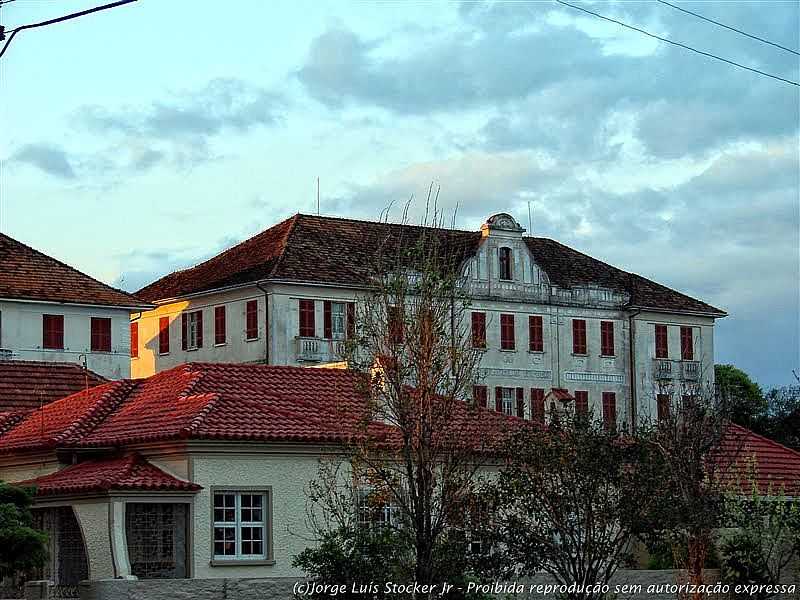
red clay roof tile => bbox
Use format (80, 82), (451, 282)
(0, 233), (150, 308)
(0, 361), (107, 412)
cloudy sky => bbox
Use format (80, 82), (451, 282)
(1, 0), (797, 388)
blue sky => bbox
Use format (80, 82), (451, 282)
(1, 0), (798, 388)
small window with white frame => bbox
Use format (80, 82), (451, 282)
(186, 311), (202, 349)
(356, 485), (398, 529)
(212, 490), (270, 562)
(330, 302), (346, 339)
(501, 388), (514, 415)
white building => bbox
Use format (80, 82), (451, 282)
(0, 232), (152, 379)
(131, 213), (726, 428)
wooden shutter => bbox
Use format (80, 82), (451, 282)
(299, 300), (315, 338)
(680, 327), (693, 360)
(601, 321), (614, 356)
(196, 311), (203, 348)
(346, 303), (355, 339)
(655, 325), (668, 358)
(472, 385), (487, 408)
(130, 322), (138, 358)
(215, 306), (226, 345)
(91, 317), (111, 352)
(531, 388), (545, 423)
(471, 312), (486, 348)
(515, 387), (524, 418)
(323, 301), (332, 339)
(247, 300), (259, 339)
(494, 387), (503, 413)
(528, 315), (543, 352)
(43, 314), (64, 350)
(574, 391), (589, 417)
(657, 394), (670, 422)
(181, 313), (188, 350)
(159, 316), (170, 354)
(500, 314), (515, 350)
(602, 392), (617, 431)
(572, 319), (586, 354)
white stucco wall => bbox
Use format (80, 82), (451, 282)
(73, 500), (116, 580)
(189, 449), (325, 579)
(0, 299), (133, 379)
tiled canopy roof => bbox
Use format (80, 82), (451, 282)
(0, 361), (107, 412)
(0, 232), (150, 308)
(0, 362), (518, 453)
(136, 214), (724, 316)
(17, 453), (200, 496)
(715, 423), (800, 496)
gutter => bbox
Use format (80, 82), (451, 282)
(256, 281), (270, 365)
(1, 296), (154, 312)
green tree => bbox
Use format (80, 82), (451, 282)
(715, 364), (766, 427)
(0, 483), (48, 578)
(757, 386), (800, 450)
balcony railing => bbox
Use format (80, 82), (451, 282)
(681, 360), (700, 380)
(653, 358), (701, 381)
(295, 337), (345, 363)
(653, 359), (673, 380)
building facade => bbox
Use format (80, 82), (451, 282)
(132, 213), (726, 428)
(0, 233), (152, 379)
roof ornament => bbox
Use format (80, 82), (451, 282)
(481, 213), (525, 234)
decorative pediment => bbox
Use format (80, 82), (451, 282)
(481, 213), (525, 234)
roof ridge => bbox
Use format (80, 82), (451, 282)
(53, 380), (138, 446)
(295, 212), (479, 235)
(0, 232), (144, 305)
(728, 423), (800, 460)
(264, 214), (301, 279)
(179, 392), (221, 437)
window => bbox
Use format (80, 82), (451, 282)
(498, 247), (513, 280)
(528, 315), (543, 352)
(515, 387), (525, 418)
(472, 385), (488, 408)
(130, 322), (138, 358)
(158, 317), (170, 354)
(388, 305), (403, 344)
(215, 306), (226, 345)
(323, 301), (347, 340)
(90, 317), (111, 352)
(655, 324), (668, 358)
(602, 392), (617, 431)
(42, 314), (64, 350)
(471, 312), (486, 349)
(181, 310), (203, 350)
(213, 490), (270, 561)
(600, 321), (614, 356)
(494, 387), (514, 415)
(357, 485), (398, 529)
(680, 326), (693, 360)
(246, 300), (259, 340)
(657, 394), (670, 422)
(572, 319), (587, 355)
(530, 388), (545, 423)
(500, 313), (515, 350)
(574, 390), (589, 417)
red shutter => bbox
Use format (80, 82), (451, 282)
(130, 322), (138, 358)
(181, 313), (188, 350)
(572, 319), (587, 354)
(657, 394), (670, 422)
(472, 385), (487, 408)
(42, 314), (64, 350)
(528, 315), (543, 352)
(346, 303), (355, 339)
(471, 312), (486, 348)
(215, 306), (226, 345)
(681, 327), (693, 360)
(91, 317), (111, 352)
(196, 311), (203, 348)
(494, 387), (503, 413)
(158, 316), (170, 354)
(299, 300), (315, 338)
(574, 391), (589, 417)
(515, 387), (524, 418)
(500, 314), (515, 350)
(601, 321), (614, 356)
(655, 325), (668, 358)
(602, 392), (617, 431)
(247, 300), (259, 339)
(323, 301), (332, 339)
(531, 388), (545, 423)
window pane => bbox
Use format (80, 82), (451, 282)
(214, 527), (236, 556)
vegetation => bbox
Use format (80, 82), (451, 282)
(715, 364), (766, 428)
(0, 483), (47, 578)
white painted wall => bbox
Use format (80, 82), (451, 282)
(0, 299), (134, 379)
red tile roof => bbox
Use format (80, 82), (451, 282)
(0, 363), (519, 453)
(0, 232), (151, 308)
(548, 388), (574, 402)
(715, 423), (800, 496)
(136, 214), (724, 316)
(17, 453), (200, 496)
(0, 361), (107, 412)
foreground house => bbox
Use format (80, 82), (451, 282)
(133, 212), (726, 427)
(0, 362), (512, 587)
(0, 233), (152, 378)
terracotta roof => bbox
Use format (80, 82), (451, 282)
(0, 361), (107, 412)
(137, 214), (723, 316)
(714, 423), (800, 496)
(17, 453), (200, 496)
(548, 388), (574, 402)
(0, 232), (151, 308)
(0, 362), (520, 453)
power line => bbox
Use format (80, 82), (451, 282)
(657, 0), (799, 56)
(0, 0), (137, 59)
(555, 0), (799, 87)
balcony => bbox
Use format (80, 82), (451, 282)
(652, 358), (701, 381)
(653, 359), (673, 380)
(681, 360), (700, 380)
(0, 348), (13, 361)
(295, 337), (345, 363)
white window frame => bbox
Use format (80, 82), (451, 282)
(501, 388), (514, 416)
(356, 485), (398, 529)
(187, 311), (201, 350)
(330, 302), (346, 340)
(212, 489), (271, 563)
